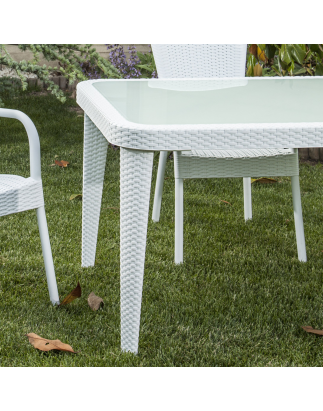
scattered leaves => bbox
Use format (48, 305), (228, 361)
(220, 200), (232, 206)
(88, 292), (104, 311)
(55, 160), (69, 168)
(60, 282), (82, 306)
(251, 177), (277, 184)
(69, 194), (82, 201)
(302, 326), (323, 336)
(26, 333), (76, 353)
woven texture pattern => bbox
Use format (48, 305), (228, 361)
(77, 78), (323, 152)
(152, 44), (247, 78)
(82, 114), (108, 267)
(175, 148), (299, 178)
(0, 175), (44, 217)
(120, 148), (154, 353)
(147, 78), (248, 91)
(151, 44), (298, 174)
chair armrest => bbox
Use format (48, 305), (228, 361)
(0, 109), (41, 180)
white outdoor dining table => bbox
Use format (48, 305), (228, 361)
(77, 77), (323, 354)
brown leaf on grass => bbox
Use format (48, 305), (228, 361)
(88, 292), (104, 311)
(69, 194), (82, 201)
(251, 177), (277, 184)
(55, 160), (69, 168)
(220, 200), (232, 206)
(60, 282), (82, 306)
(26, 333), (76, 353)
(302, 326), (323, 336)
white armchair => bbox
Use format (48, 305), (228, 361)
(0, 108), (59, 304)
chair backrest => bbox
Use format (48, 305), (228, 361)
(0, 109), (41, 180)
(151, 44), (247, 78)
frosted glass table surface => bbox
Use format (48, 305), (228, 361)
(93, 78), (323, 126)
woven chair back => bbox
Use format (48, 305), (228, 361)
(151, 44), (247, 78)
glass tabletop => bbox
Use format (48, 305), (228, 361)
(93, 78), (323, 126)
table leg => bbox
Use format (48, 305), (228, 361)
(82, 114), (108, 267)
(120, 147), (154, 354)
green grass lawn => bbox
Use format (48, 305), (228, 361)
(1, 90), (323, 366)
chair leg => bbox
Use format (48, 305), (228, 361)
(243, 177), (252, 221)
(291, 175), (307, 262)
(36, 206), (59, 305)
(152, 151), (168, 222)
(175, 177), (184, 264)
(82, 114), (108, 267)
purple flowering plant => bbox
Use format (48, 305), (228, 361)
(106, 45), (157, 79)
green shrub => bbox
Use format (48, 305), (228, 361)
(0, 44), (121, 107)
(246, 44), (323, 77)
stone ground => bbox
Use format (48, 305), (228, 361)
(0, 67), (37, 78)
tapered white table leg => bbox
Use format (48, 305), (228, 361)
(82, 114), (108, 267)
(120, 148), (154, 354)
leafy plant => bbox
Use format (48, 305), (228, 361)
(106, 44), (157, 78)
(135, 47), (157, 78)
(107, 44), (142, 78)
(0, 76), (21, 100)
(0, 44), (121, 107)
(246, 44), (323, 77)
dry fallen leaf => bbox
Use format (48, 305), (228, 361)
(251, 177), (277, 184)
(220, 200), (232, 206)
(26, 333), (76, 353)
(60, 282), (82, 306)
(55, 160), (69, 168)
(302, 326), (323, 336)
(69, 194), (82, 201)
(88, 292), (104, 311)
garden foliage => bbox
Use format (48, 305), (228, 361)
(0, 44), (121, 107)
(247, 44), (323, 77)
(106, 45), (157, 78)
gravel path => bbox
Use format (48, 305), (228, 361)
(0, 67), (37, 78)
